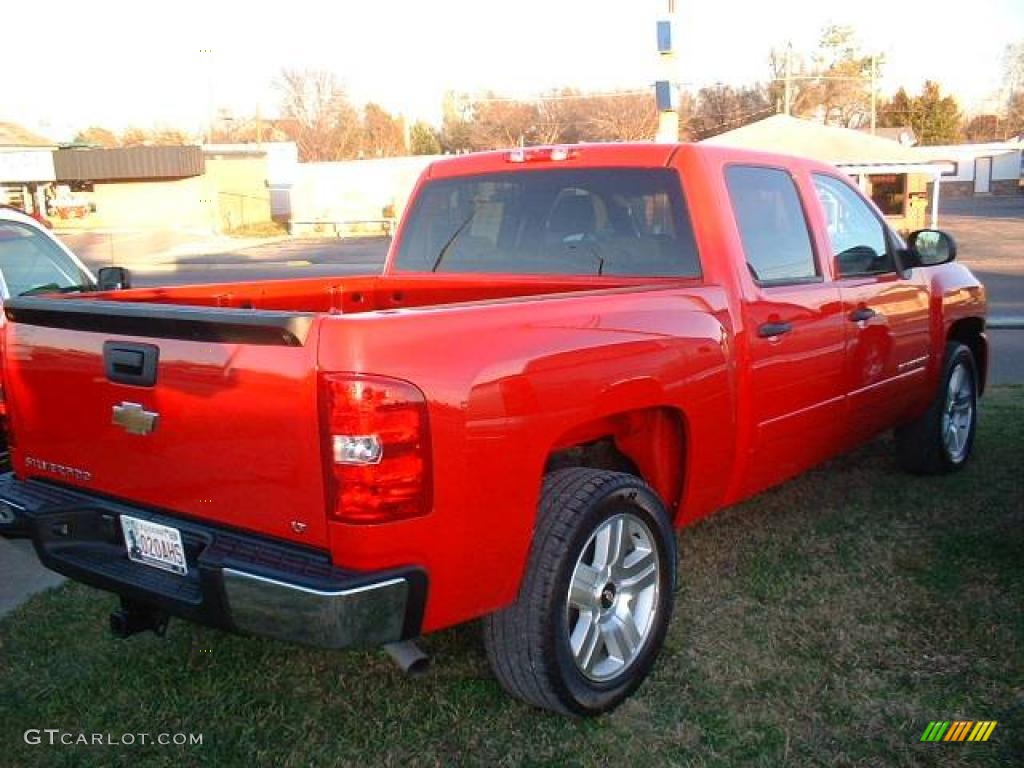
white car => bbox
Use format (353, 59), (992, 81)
(0, 205), (99, 300)
(0, 206), (131, 464)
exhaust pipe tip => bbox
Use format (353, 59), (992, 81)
(383, 640), (430, 677)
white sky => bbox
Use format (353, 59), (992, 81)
(4, 0), (1022, 140)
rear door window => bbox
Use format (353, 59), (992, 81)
(393, 168), (701, 277)
(725, 165), (819, 284)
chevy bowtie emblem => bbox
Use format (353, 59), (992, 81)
(112, 402), (159, 435)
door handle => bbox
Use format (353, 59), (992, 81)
(104, 342), (159, 387)
(849, 307), (878, 323)
(758, 321), (793, 338)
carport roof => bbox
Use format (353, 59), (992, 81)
(53, 146), (205, 181)
(701, 114), (931, 168)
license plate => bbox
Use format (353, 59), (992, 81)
(120, 515), (188, 576)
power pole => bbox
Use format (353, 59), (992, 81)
(654, 0), (679, 142)
(783, 44), (793, 116)
(870, 54), (877, 135)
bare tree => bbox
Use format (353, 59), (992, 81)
(119, 127), (153, 147)
(585, 92), (658, 142)
(768, 26), (878, 129)
(362, 103), (406, 157)
(409, 121), (442, 155)
(210, 117), (289, 144)
(533, 89), (589, 144)
(467, 95), (539, 149)
(150, 126), (194, 146)
(440, 91), (474, 153)
(73, 126), (119, 148)
(687, 84), (773, 140)
(963, 114), (1002, 143)
(767, 47), (817, 117)
(118, 126), (192, 146)
(1007, 91), (1024, 138)
(1003, 42), (1024, 137)
(442, 88), (663, 150)
(276, 68), (361, 161)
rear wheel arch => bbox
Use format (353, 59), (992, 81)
(544, 406), (688, 522)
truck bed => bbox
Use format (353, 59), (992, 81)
(75, 273), (664, 315)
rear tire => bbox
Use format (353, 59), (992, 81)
(896, 342), (978, 475)
(483, 468), (677, 716)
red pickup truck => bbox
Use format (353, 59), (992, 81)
(0, 144), (987, 715)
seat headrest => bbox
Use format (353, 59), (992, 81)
(547, 195), (596, 236)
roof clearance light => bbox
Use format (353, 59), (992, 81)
(505, 147), (579, 163)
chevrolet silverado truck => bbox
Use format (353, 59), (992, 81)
(0, 144), (987, 716)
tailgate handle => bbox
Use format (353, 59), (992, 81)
(104, 342), (159, 387)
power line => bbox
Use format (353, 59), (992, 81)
(691, 105), (777, 137)
(461, 90), (655, 104)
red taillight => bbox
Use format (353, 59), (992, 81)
(320, 374), (431, 524)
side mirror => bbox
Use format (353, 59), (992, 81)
(97, 266), (132, 291)
(905, 229), (956, 268)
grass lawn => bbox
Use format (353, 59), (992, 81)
(1, 387), (1021, 767)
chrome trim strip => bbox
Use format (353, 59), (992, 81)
(897, 355), (930, 373)
(224, 568), (404, 598)
(223, 568), (408, 649)
(847, 365), (928, 398)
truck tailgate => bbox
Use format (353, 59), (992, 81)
(3, 298), (329, 547)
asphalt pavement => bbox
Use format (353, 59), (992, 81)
(940, 196), (1024, 383)
(0, 539), (65, 616)
(68, 232), (389, 287)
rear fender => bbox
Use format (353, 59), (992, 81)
(550, 405), (687, 518)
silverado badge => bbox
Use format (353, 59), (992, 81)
(112, 402), (159, 436)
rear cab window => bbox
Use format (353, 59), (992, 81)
(724, 165), (819, 285)
(393, 168), (701, 278)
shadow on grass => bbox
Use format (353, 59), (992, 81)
(2, 387), (1021, 767)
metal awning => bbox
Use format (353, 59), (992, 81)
(53, 146), (204, 181)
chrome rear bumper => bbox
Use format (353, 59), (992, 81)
(0, 473), (426, 649)
(223, 569), (410, 649)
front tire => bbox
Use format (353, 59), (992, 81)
(483, 468), (677, 715)
(896, 341), (979, 474)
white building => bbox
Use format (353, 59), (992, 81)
(914, 140), (1023, 198)
(0, 122), (57, 216)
